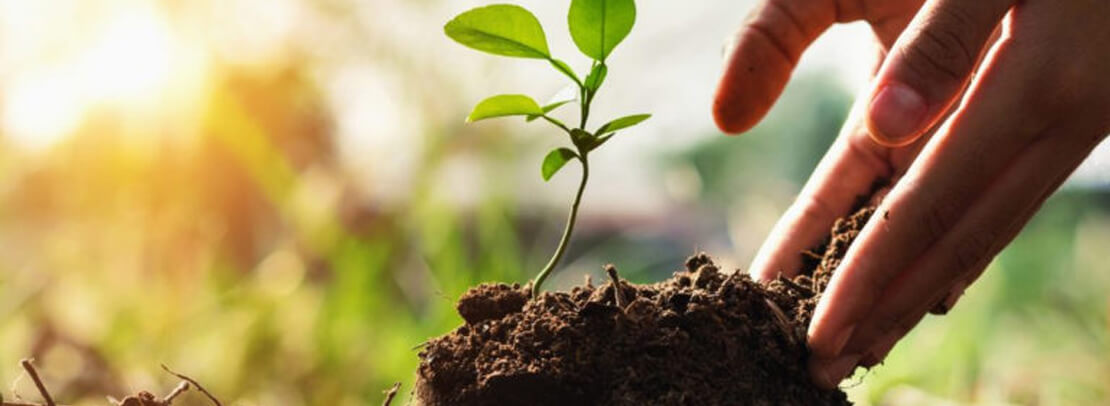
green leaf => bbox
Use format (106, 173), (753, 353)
(570, 128), (592, 144)
(542, 99), (575, 114)
(526, 99), (576, 122)
(591, 132), (615, 149)
(568, 0), (636, 61)
(584, 63), (608, 93)
(542, 148), (578, 181)
(597, 113), (651, 134)
(446, 5), (551, 59)
(570, 128), (601, 151)
(549, 58), (581, 84)
(467, 95), (544, 122)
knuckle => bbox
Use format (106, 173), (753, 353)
(871, 310), (912, 340)
(833, 0), (867, 22)
(871, 313), (899, 336)
(920, 196), (960, 243)
(949, 231), (996, 278)
(852, 265), (886, 309)
(765, 0), (811, 39)
(846, 133), (895, 178)
(902, 10), (979, 85)
(798, 192), (838, 226)
(1009, 65), (1087, 136)
(1032, 69), (1084, 112)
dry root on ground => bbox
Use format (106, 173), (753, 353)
(1, 359), (221, 406)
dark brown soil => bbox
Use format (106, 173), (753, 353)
(416, 207), (875, 405)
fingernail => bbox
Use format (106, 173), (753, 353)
(811, 354), (861, 389)
(933, 281), (968, 315)
(931, 295), (955, 315)
(944, 281), (968, 309)
(868, 83), (927, 146)
(859, 353), (881, 368)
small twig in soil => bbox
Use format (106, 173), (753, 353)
(762, 299), (798, 348)
(19, 359), (55, 406)
(584, 274), (593, 288)
(801, 249), (822, 261)
(604, 265), (626, 308)
(160, 365), (221, 406)
(106, 380), (190, 406)
(777, 275), (814, 297)
(163, 381), (190, 404)
(716, 270), (740, 295)
(382, 382), (401, 406)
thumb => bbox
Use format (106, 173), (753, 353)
(866, 0), (1013, 146)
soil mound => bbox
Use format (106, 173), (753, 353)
(416, 208), (874, 405)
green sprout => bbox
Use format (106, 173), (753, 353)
(445, 0), (650, 297)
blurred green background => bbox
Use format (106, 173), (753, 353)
(0, 0), (1107, 405)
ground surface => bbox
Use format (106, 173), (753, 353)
(416, 208), (875, 405)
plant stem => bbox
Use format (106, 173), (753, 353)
(579, 89), (593, 129)
(579, 70), (594, 129)
(541, 115), (572, 135)
(531, 156), (589, 297)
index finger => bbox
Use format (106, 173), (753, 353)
(713, 0), (838, 134)
(749, 94), (895, 281)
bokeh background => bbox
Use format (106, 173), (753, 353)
(1, 0), (1108, 404)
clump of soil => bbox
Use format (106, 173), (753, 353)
(416, 207), (875, 405)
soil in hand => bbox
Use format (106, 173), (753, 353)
(416, 207), (875, 405)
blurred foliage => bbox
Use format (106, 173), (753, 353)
(0, 1), (1106, 405)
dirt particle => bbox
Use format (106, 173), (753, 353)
(456, 283), (529, 325)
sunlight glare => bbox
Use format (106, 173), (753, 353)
(2, 3), (182, 151)
(2, 70), (84, 151)
(80, 5), (173, 105)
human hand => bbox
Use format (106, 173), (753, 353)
(714, 0), (1110, 389)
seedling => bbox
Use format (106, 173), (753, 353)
(445, 0), (650, 297)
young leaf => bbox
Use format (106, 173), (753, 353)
(526, 99), (576, 122)
(468, 94), (544, 122)
(570, 128), (593, 145)
(549, 58), (581, 84)
(597, 113), (651, 135)
(542, 99), (575, 114)
(542, 148), (579, 181)
(584, 63), (608, 93)
(568, 0), (637, 61)
(446, 5), (551, 59)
